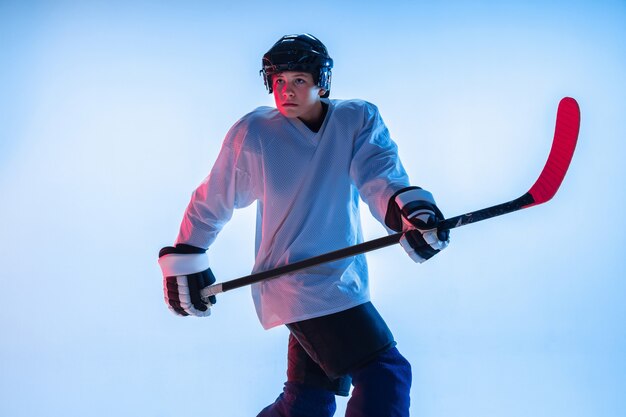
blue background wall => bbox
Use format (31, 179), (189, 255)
(1, 1), (625, 416)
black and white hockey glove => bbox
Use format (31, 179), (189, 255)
(386, 187), (450, 263)
(158, 244), (216, 317)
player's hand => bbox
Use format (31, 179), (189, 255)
(400, 228), (448, 263)
(158, 244), (216, 317)
(393, 187), (450, 263)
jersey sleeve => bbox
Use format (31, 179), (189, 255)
(350, 102), (411, 228)
(174, 118), (260, 249)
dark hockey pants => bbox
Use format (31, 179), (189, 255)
(257, 346), (412, 417)
(257, 302), (411, 416)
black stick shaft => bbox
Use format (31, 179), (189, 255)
(438, 193), (534, 230)
(203, 192), (535, 297)
(221, 233), (402, 292)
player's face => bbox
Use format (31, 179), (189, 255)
(272, 71), (326, 123)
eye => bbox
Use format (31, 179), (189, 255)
(295, 78), (306, 85)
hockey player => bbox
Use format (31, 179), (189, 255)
(158, 33), (450, 417)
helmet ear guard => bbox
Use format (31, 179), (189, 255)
(260, 33), (333, 98)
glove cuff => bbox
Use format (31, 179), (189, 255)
(394, 187), (435, 209)
(158, 252), (210, 276)
(385, 186), (436, 232)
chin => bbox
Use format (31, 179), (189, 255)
(279, 107), (300, 118)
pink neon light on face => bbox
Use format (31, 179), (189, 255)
(272, 71), (325, 124)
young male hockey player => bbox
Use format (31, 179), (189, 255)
(158, 33), (450, 417)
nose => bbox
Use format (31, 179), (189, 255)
(281, 82), (294, 97)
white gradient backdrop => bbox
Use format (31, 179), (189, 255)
(1, 1), (625, 416)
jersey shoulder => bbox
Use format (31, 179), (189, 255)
(328, 99), (382, 127)
(330, 98), (380, 117)
(234, 106), (282, 130)
(223, 106), (282, 151)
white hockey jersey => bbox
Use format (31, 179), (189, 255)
(175, 99), (411, 329)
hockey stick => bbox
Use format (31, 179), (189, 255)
(201, 97), (580, 300)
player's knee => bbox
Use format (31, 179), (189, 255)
(349, 347), (412, 414)
(257, 382), (336, 417)
(388, 348), (412, 387)
(357, 347), (411, 387)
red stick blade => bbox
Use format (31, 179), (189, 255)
(525, 97), (580, 207)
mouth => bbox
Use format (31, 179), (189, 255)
(282, 102), (297, 107)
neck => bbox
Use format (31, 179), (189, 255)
(299, 101), (328, 133)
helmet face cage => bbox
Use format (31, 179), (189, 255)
(260, 34), (333, 98)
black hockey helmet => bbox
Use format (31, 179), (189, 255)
(260, 33), (333, 98)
